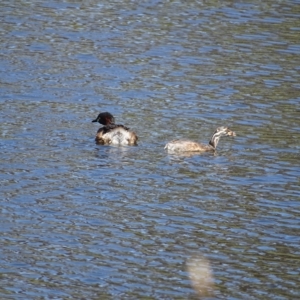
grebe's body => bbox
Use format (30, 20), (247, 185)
(165, 126), (236, 152)
(92, 112), (138, 145)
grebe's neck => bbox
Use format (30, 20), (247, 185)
(208, 131), (223, 149)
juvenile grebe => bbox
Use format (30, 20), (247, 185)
(164, 126), (236, 152)
(92, 112), (138, 145)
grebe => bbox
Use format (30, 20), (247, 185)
(164, 126), (236, 152)
(92, 112), (138, 145)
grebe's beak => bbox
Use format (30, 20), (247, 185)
(228, 130), (236, 137)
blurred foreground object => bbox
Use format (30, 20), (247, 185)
(187, 256), (214, 298)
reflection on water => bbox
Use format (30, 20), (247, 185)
(1, 0), (300, 299)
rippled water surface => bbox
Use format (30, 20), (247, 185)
(1, 0), (300, 299)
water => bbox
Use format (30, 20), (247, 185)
(1, 0), (300, 299)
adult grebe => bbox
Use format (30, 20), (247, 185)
(92, 112), (138, 145)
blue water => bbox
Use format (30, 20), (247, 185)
(1, 0), (300, 299)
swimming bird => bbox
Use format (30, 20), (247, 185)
(164, 126), (236, 152)
(92, 112), (138, 145)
